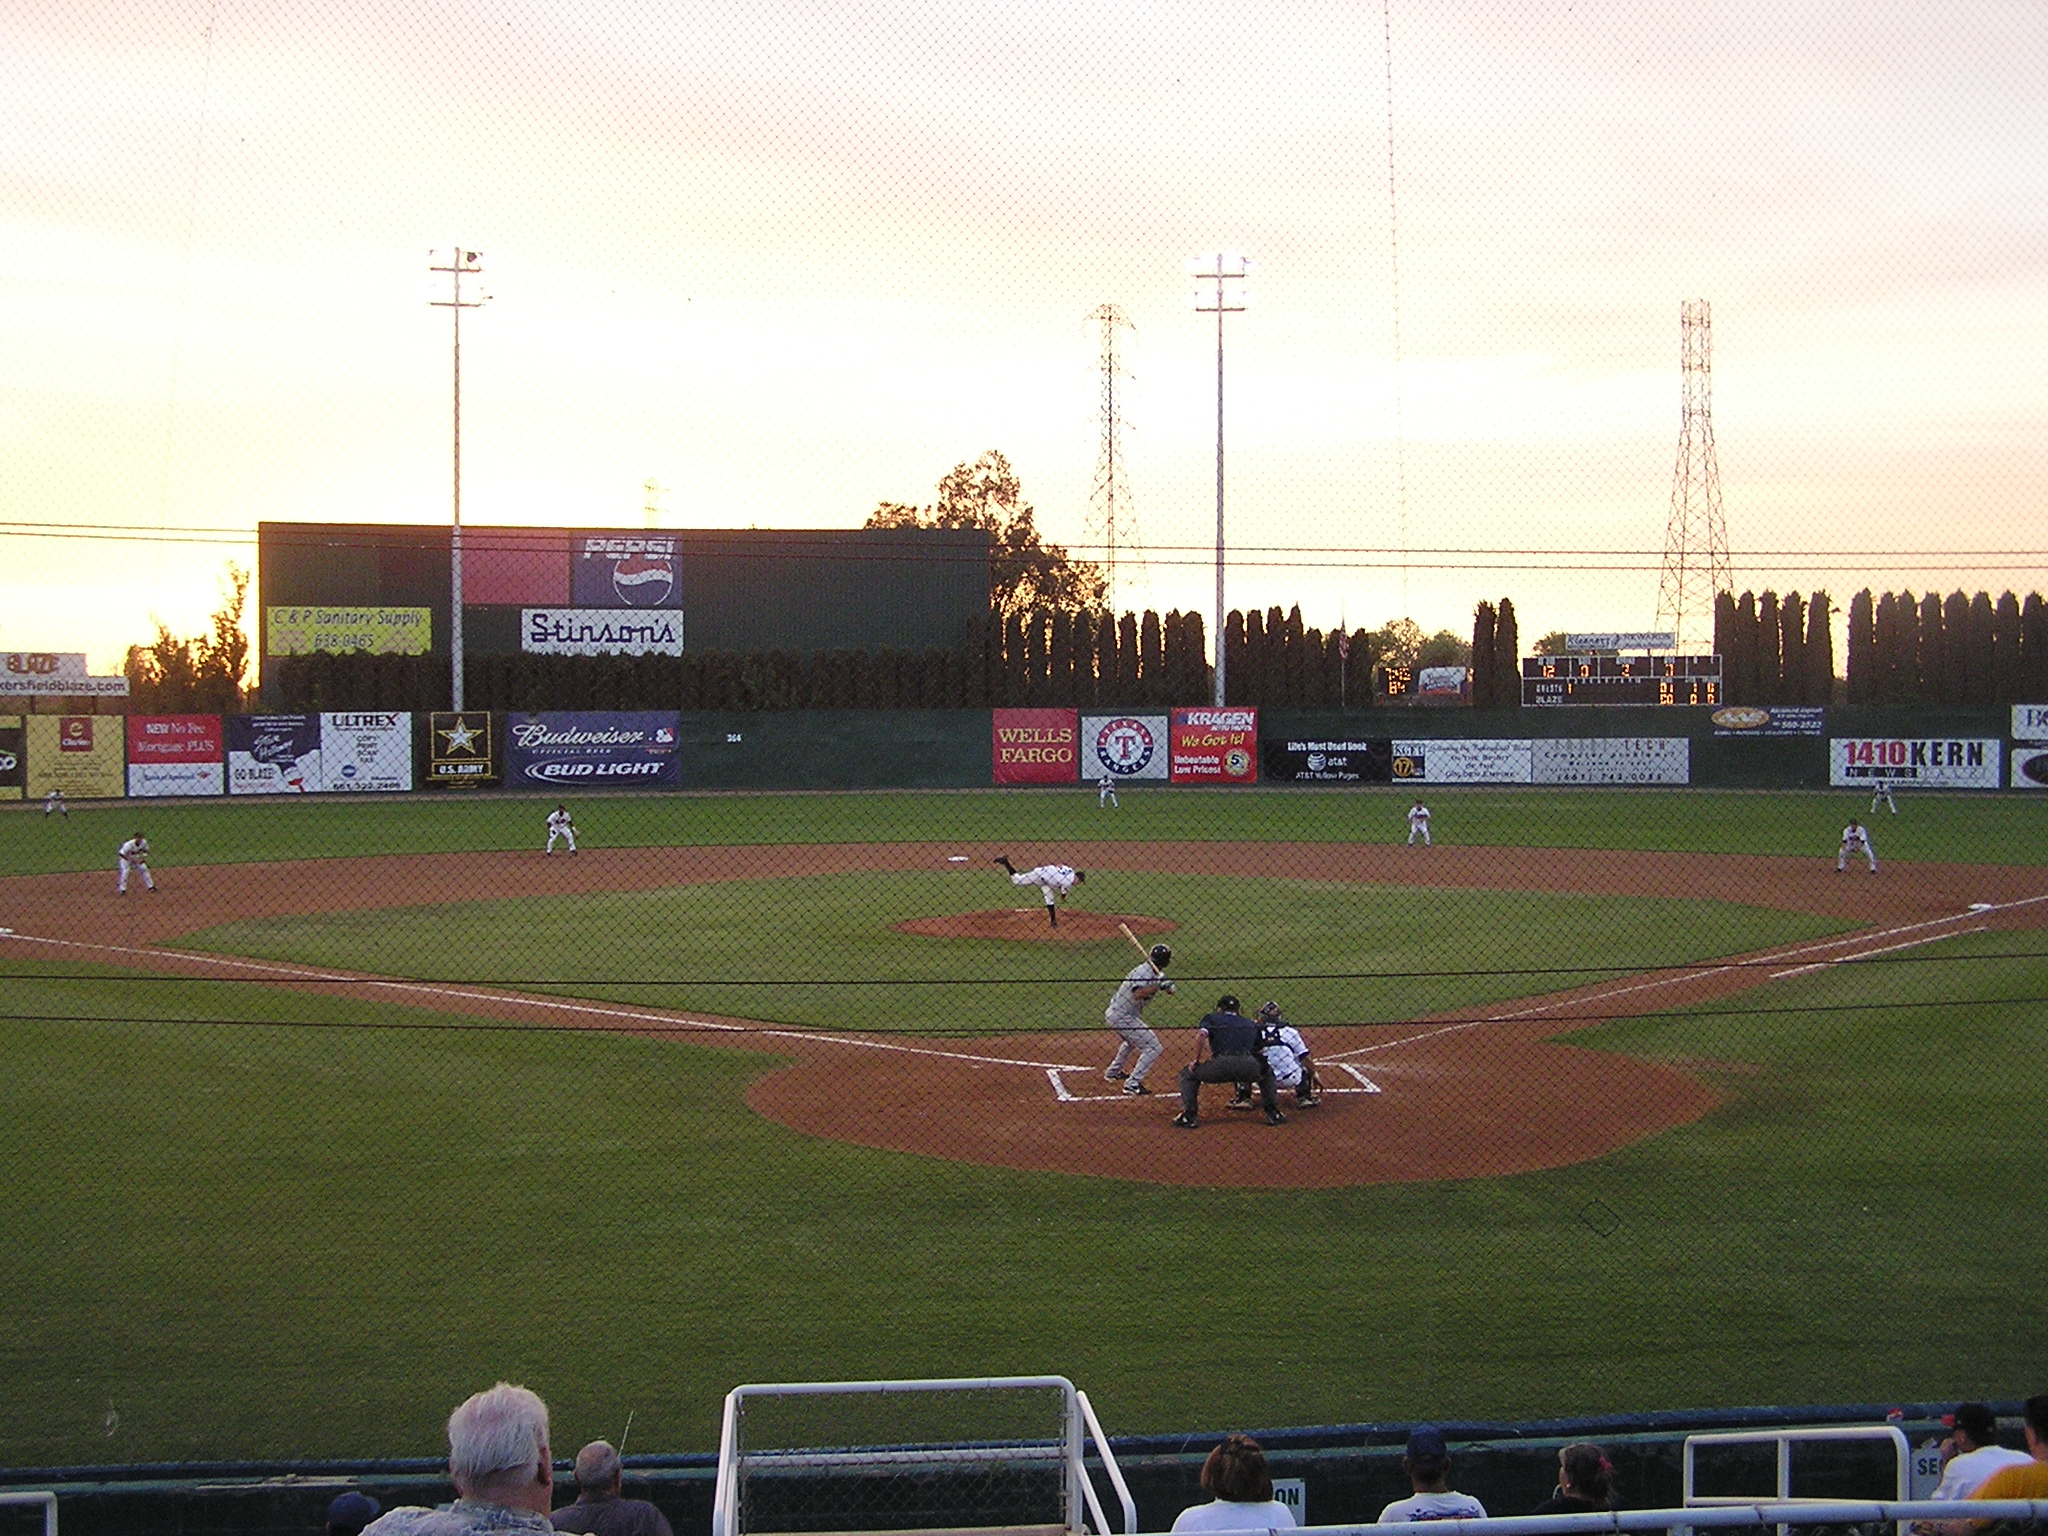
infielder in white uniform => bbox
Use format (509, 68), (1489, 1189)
(544, 805), (578, 855)
(116, 832), (156, 893)
(1838, 818), (1877, 872)
(1407, 801), (1432, 845)
(1870, 778), (1897, 815)
(1104, 943), (1175, 1094)
(993, 855), (1084, 928)
(1097, 773), (1119, 809)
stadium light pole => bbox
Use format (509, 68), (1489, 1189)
(430, 248), (488, 711)
(1189, 254), (1250, 706)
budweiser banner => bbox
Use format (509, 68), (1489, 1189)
(506, 711), (682, 787)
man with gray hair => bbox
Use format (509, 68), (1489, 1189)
(364, 1382), (558, 1534)
(550, 1440), (674, 1536)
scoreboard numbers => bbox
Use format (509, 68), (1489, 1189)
(1521, 654), (1721, 706)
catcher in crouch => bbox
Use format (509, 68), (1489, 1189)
(992, 855), (1085, 928)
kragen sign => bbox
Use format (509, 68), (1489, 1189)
(1170, 707), (1258, 784)
(506, 711), (682, 786)
(522, 609), (685, 656)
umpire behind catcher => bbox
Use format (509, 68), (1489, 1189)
(1174, 996), (1285, 1128)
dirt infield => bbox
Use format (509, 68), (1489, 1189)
(2, 840), (2043, 1188)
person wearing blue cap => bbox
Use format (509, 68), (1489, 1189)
(328, 1490), (382, 1536)
(1377, 1426), (1487, 1522)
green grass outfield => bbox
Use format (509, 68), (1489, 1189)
(0, 788), (2043, 1466)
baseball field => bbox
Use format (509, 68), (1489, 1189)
(0, 786), (2044, 1468)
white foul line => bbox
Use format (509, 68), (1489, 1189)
(1335, 1063), (1383, 1093)
(1770, 925), (1989, 979)
(0, 929), (1094, 1075)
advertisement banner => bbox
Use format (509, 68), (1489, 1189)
(429, 711), (497, 788)
(1265, 738), (1393, 783)
(0, 716), (21, 799)
(571, 535), (683, 609)
(266, 606), (431, 656)
(126, 715), (225, 797)
(1391, 738), (1533, 784)
(1170, 707), (1259, 784)
(3, 653), (88, 681)
(506, 711), (681, 787)
(521, 608), (685, 656)
(226, 714), (323, 794)
(1080, 714), (1169, 781)
(1830, 737), (2001, 790)
(992, 709), (1078, 784)
(1533, 737), (1690, 785)
(2012, 746), (2048, 790)
(25, 715), (125, 799)
(1416, 666), (1469, 703)
(2013, 705), (2048, 743)
(1711, 705), (1826, 737)
(319, 712), (413, 792)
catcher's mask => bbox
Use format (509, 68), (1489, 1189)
(1257, 1001), (1281, 1021)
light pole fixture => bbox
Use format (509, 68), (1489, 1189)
(429, 247), (488, 711)
(1189, 253), (1250, 706)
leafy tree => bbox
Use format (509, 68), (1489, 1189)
(867, 450), (1106, 619)
(1531, 630), (1572, 657)
(124, 562), (251, 714)
(1376, 617), (1425, 671)
(1417, 629), (1473, 669)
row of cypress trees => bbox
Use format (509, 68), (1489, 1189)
(1712, 590), (1836, 706)
(1843, 589), (2048, 706)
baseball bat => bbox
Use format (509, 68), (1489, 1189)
(1116, 921), (1152, 963)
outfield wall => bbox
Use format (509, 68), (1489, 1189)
(2, 705), (2034, 798)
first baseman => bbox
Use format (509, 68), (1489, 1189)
(545, 805), (578, 855)
(993, 855), (1084, 928)
(116, 832), (156, 894)
(1104, 943), (1175, 1094)
(1407, 800), (1432, 845)
(1838, 818), (1877, 872)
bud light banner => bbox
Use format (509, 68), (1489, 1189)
(319, 712), (413, 792)
(992, 709), (1078, 784)
(127, 714), (225, 797)
(506, 711), (682, 786)
(1170, 707), (1259, 784)
(571, 535), (682, 609)
(226, 713), (323, 794)
(1081, 714), (1169, 781)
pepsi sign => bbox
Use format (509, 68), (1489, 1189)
(572, 535), (682, 608)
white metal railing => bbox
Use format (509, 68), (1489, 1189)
(0, 1492), (56, 1536)
(1686, 1426), (1913, 1506)
(1303, 1501), (2048, 1536)
(711, 1374), (1136, 1536)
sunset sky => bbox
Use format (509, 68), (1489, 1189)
(3, 0), (2043, 671)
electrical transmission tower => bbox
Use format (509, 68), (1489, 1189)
(1654, 300), (1733, 653)
(1086, 303), (1145, 606)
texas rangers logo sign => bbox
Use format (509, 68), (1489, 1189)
(572, 535), (682, 609)
(1094, 717), (1156, 776)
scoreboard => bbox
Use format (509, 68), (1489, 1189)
(1521, 654), (1722, 707)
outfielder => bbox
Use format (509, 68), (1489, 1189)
(544, 805), (578, 855)
(1407, 800), (1432, 845)
(43, 788), (67, 817)
(116, 832), (156, 894)
(1838, 817), (1877, 873)
(1104, 942), (1175, 1095)
(1233, 1001), (1321, 1109)
(1097, 773), (1119, 809)
(993, 855), (1084, 928)
(1871, 777), (1898, 815)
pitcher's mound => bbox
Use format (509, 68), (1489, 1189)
(896, 910), (1180, 944)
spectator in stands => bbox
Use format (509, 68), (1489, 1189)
(1170, 1434), (1298, 1532)
(1379, 1426), (1487, 1522)
(328, 1491), (382, 1536)
(1532, 1443), (1615, 1515)
(1917, 1403), (2035, 1525)
(1942, 1395), (2048, 1534)
(551, 1440), (674, 1536)
(362, 1382), (557, 1534)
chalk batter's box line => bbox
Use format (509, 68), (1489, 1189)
(1046, 1063), (1381, 1102)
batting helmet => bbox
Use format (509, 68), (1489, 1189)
(1150, 943), (1172, 966)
